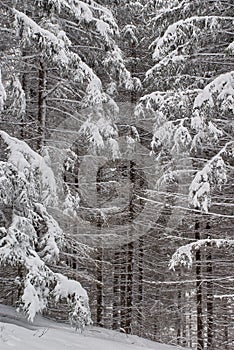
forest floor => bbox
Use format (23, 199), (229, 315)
(0, 305), (190, 350)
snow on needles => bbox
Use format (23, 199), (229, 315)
(152, 16), (234, 62)
(189, 155), (227, 213)
(170, 238), (234, 270)
(193, 71), (234, 113)
(0, 130), (57, 206)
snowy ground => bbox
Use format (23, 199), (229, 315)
(0, 305), (190, 350)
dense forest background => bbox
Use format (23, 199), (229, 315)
(0, 1), (234, 349)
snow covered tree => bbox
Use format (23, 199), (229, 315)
(0, 128), (91, 328)
(138, 1), (234, 348)
(1, 0), (233, 347)
(0, 0), (140, 151)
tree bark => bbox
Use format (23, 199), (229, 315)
(96, 247), (104, 327)
(195, 220), (204, 350)
(112, 250), (120, 330)
(125, 240), (133, 334)
(124, 160), (136, 334)
(206, 222), (213, 350)
(120, 246), (127, 330)
(38, 60), (47, 150)
(137, 236), (144, 335)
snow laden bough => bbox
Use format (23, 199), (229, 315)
(0, 131), (91, 329)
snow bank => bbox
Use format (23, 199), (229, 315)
(0, 305), (190, 350)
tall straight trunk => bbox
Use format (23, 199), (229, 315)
(195, 220), (204, 350)
(38, 60), (47, 150)
(125, 240), (133, 334)
(96, 169), (103, 326)
(124, 160), (136, 334)
(177, 284), (186, 346)
(96, 247), (103, 327)
(137, 236), (144, 335)
(112, 250), (120, 330)
(21, 51), (29, 140)
(120, 245), (127, 330)
(206, 222), (213, 350)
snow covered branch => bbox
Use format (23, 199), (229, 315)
(104, 46), (142, 91)
(13, 9), (105, 105)
(192, 71), (234, 114)
(0, 130), (57, 206)
(152, 16), (234, 62)
(34, 0), (119, 44)
(189, 142), (233, 213)
(170, 238), (234, 270)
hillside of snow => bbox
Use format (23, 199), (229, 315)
(0, 305), (190, 350)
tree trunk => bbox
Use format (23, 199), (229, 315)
(96, 168), (104, 327)
(206, 222), (213, 350)
(120, 246), (127, 330)
(137, 236), (144, 335)
(96, 247), (104, 327)
(38, 60), (47, 150)
(195, 220), (204, 350)
(112, 250), (120, 330)
(124, 160), (136, 334)
(125, 240), (133, 334)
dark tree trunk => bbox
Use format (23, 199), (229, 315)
(206, 222), (213, 350)
(125, 240), (133, 334)
(96, 247), (104, 327)
(137, 236), (144, 334)
(96, 169), (104, 327)
(195, 220), (204, 350)
(38, 60), (46, 150)
(120, 246), (127, 330)
(124, 160), (136, 334)
(112, 250), (120, 330)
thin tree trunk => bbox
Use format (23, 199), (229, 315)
(96, 169), (104, 327)
(125, 160), (136, 334)
(21, 62), (28, 139)
(195, 220), (204, 350)
(137, 236), (144, 335)
(125, 240), (133, 334)
(96, 247), (103, 327)
(177, 288), (182, 345)
(38, 60), (47, 150)
(206, 222), (213, 350)
(120, 246), (127, 330)
(112, 250), (120, 330)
